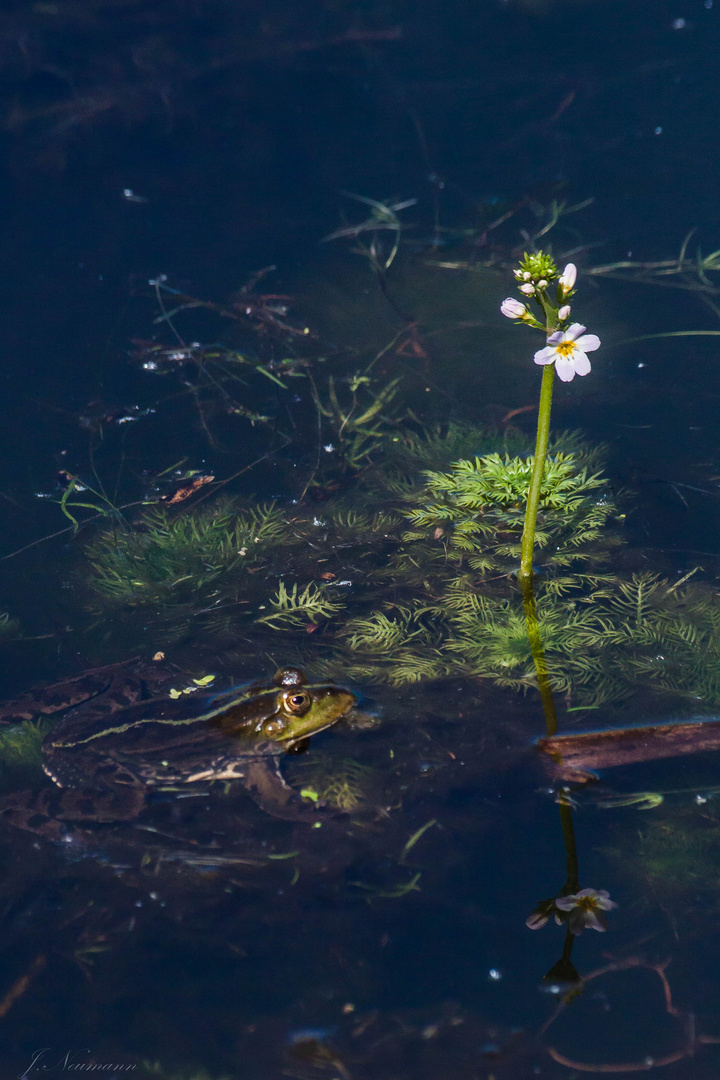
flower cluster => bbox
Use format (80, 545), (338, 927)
(500, 257), (601, 382)
(515, 251), (559, 287)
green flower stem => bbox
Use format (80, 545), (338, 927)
(519, 362), (555, 582)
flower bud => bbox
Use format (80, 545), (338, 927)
(558, 263), (577, 295)
(500, 297), (527, 319)
(537, 279), (548, 290)
(519, 283), (535, 295)
(557, 304), (571, 321)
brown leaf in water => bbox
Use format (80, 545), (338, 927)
(162, 476), (214, 504)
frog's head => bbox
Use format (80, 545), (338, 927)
(217, 667), (357, 748)
(263, 667), (357, 747)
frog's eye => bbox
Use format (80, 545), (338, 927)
(282, 689), (312, 716)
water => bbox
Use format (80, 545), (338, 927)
(2, 0), (720, 1075)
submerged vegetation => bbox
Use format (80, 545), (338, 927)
(81, 419), (720, 709)
(286, 755), (378, 813)
(0, 720), (46, 784)
(88, 502), (293, 607)
(400, 450), (616, 575)
(605, 798), (720, 929)
(15, 190), (720, 715)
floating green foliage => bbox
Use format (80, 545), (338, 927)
(402, 451), (617, 574)
(87, 500), (292, 607)
(256, 582), (346, 630)
(84, 497), (363, 642)
(335, 571), (720, 706)
(0, 719), (48, 781)
(82, 420), (720, 708)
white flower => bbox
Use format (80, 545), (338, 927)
(558, 263), (577, 295)
(537, 279), (548, 289)
(534, 322), (600, 382)
(554, 888), (617, 934)
(557, 304), (571, 321)
(519, 283), (535, 295)
(501, 297), (527, 320)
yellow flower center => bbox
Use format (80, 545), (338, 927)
(576, 895), (599, 913)
(555, 341), (575, 358)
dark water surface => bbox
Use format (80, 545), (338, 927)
(2, 0), (720, 1076)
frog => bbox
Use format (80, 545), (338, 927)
(0, 659), (357, 837)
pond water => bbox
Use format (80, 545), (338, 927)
(2, 0), (720, 1076)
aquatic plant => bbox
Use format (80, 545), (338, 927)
(401, 451), (616, 575)
(604, 802), (720, 927)
(500, 253), (601, 582)
(0, 720), (47, 783)
(87, 500), (292, 606)
(286, 755), (377, 812)
(321, 192), (417, 274)
(336, 570), (720, 705)
(84, 496), (358, 643)
(256, 582), (346, 630)
(80, 416), (720, 709)
(307, 372), (406, 489)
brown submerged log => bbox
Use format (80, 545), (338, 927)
(537, 717), (720, 780)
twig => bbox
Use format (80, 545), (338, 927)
(0, 954), (46, 1020)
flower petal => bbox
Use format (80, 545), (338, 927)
(546, 330), (565, 345)
(555, 355), (576, 382)
(595, 896), (618, 911)
(571, 349), (591, 377)
(565, 323), (587, 341)
(554, 896), (576, 911)
(583, 910), (608, 932)
(534, 346), (557, 366)
(559, 263), (577, 290)
(501, 297), (526, 319)
(574, 333), (601, 353)
(566, 911), (585, 934)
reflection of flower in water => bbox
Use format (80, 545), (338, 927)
(526, 888), (618, 933)
(526, 898), (559, 930)
(555, 888), (618, 933)
(541, 955), (583, 997)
